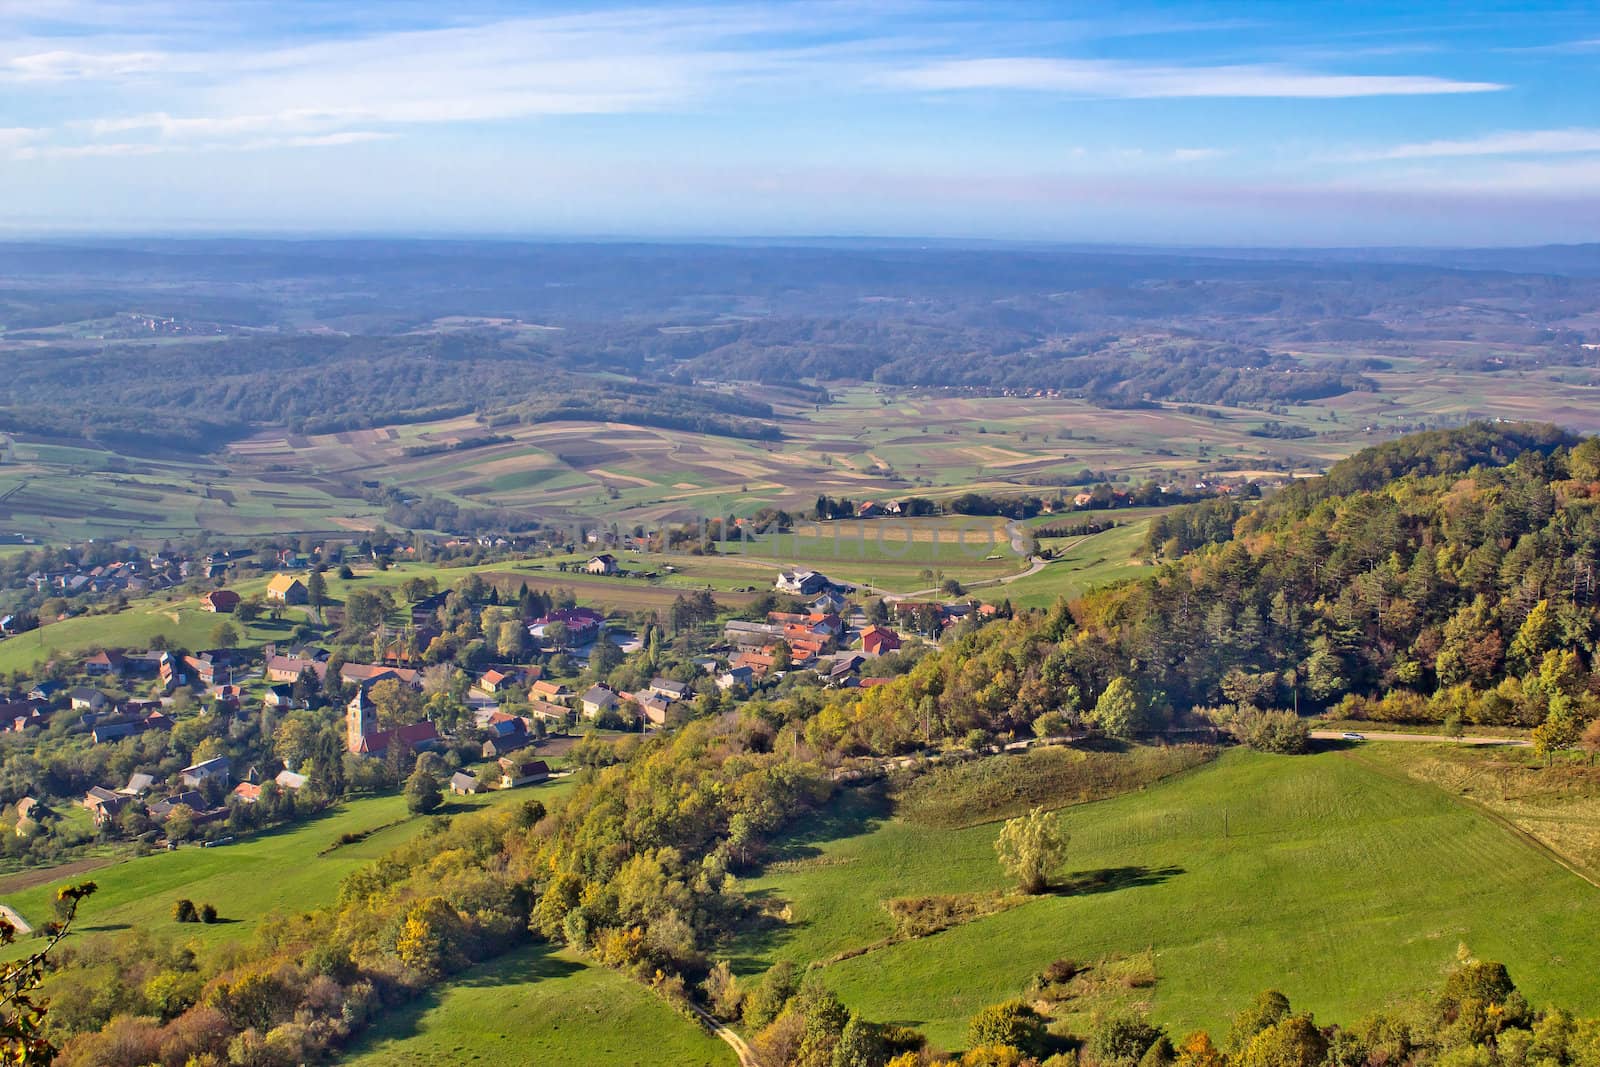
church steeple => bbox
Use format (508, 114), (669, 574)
(347, 688), (375, 753)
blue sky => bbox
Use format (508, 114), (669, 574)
(2, 1), (1598, 245)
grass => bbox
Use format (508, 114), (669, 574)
(893, 743), (1217, 829)
(1, 782), (569, 952)
(1002, 521), (1156, 610)
(342, 943), (736, 1067)
(736, 748), (1600, 1048)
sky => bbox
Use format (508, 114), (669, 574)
(2, 0), (1599, 245)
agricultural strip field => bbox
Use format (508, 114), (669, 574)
(736, 747), (1600, 1048)
(342, 944), (736, 1067)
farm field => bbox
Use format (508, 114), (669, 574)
(342, 943), (736, 1067)
(2, 781), (569, 954)
(736, 747), (1600, 1049)
(11, 368), (1600, 548)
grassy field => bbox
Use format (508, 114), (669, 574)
(735, 747), (1600, 1048)
(342, 944), (736, 1067)
(1, 781), (569, 951)
(1001, 520), (1157, 609)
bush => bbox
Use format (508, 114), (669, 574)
(200, 903), (219, 924)
(173, 898), (198, 923)
(968, 1000), (1047, 1058)
(1089, 1014), (1167, 1067)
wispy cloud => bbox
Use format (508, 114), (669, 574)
(1355, 127), (1600, 160)
(884, 57), (1504, 98)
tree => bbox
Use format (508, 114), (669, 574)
(306, 568), (327, 613)
(0, 882), (95, 1062)
(164, 805), (196, 844)
(173, 898), (199, 923)
(590, 633), (623, 678)
(994, 806), (1067, 894)
(1234, 1017), (1327, 1067)
(235, 598), (263, 624)
(200, 903), (219, 924)
(1532, 694), (1583, 763)
(405, 766), (442, 815)
(369, 678), (424, 731)
(968, 1000), (1047, 1057)
(1226, 991), (1291, 1055)
(1089, 676), (1144, 738)
(210, 621), (240, 649)
(495, 620), (528, 660)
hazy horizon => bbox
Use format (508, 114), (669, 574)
(5, 1), (1600, 244)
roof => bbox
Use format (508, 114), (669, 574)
(500, 758), (550, 777)
(275, 769), (308, 790)
(266, 574), (306, 594)
(650, 677), (689, 697)
(582, 685), (618, 706)
(450, 771), (480, 790)
(181, 756), (230, 776)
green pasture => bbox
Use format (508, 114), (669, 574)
(3, 782), (568, 952)
(736, 747), (1600, 1048)
(343, 944), (735, 1067)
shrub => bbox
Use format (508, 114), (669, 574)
(968, 1000), (1047, 1058)
(173, 898), (198, 923)
(200, 903), (219, 924)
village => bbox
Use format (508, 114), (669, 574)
(0, 554), (1004, 865)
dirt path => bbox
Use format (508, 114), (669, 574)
(690, 1006), (759, 1067)
(0, 905), (31, 935)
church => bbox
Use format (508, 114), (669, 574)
(346, 688), (442, 757)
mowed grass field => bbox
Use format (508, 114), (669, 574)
(737, 748), (1600, 1048)
(342, 943), (736, 1067)
(1, 782), (569, 952)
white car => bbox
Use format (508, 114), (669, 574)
(1341, 731), (1365, 741)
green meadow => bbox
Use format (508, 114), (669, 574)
(736, 747), (1600, 1049)
(342, 944), (736, 1067)
(2, 782), (569, 950)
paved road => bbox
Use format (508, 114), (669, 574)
(1311, 729), (1531, 747)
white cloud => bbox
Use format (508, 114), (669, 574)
(1171, 147), (1224, 161)
(1355, 127), (1600, 160)
(883, 57), (1503, 98)
(3, 48), (168, 81)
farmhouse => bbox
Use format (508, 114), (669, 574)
(648, 677), (690, 701)
(266, 574), (309, 604)
(527, 699), (572, 725)
(584, 553), (618, 575)
(201, 589), (241, 613)
(266, 654), (326, 683)
(181, 757), (231, 788)
(530, 680), (571, 702)
(82, 787), (124, 826)
(118, 772), (156, 797)
(499, 757), (551, 788)
(84, 650), (126, 676)
(479, 668), (525, 695)
(69, 688), (108, 711)
(274, 769), (309, 791)
(717, 665), (754, 690)
(861, 625), (902, 656)
(581, 685), (619, 718)
(450, 771), (481, 796)
(776, 569), (832, 596)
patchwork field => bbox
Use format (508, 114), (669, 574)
(10, 364), (1600, 547)
(736, 747), (1600, 1048)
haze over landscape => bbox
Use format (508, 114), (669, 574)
(5, 4), (1600, 1067)
(4, 1), (1600, 241)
